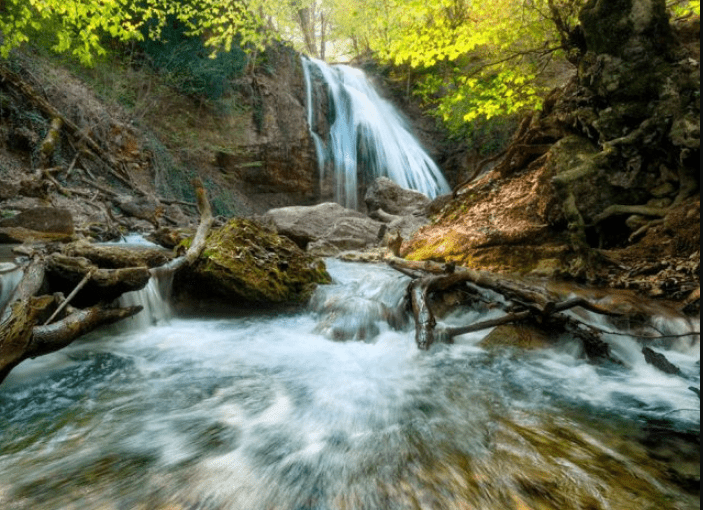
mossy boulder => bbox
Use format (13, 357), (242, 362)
(176, 218), (331, 305)
(479, 324), (555, 351)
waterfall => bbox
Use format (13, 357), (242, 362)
(118, 266), (173, 329)
(0, 263), (22, 317)
(302, 57), (450, 209)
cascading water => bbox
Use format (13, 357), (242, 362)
(118, 266), (174, 329)
(302, 57), (451, 209)
(0, 259), (698, 510)
(0, 263), (22, 317)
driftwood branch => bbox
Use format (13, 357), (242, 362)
(389, 257), (697, 375)
(29, 305), (142, 359)
(43, 268), (94, 325)
(388, 256), (626, 352)
(161, 177), (214, 273)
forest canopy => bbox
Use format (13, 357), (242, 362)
(1, 0), (700, 135)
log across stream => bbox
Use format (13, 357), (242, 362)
(0, 259), (699, 510)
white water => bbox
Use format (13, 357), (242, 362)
(0, 260), (699, 509)
(302, 58), (451, 209)
(0, 263), (22, 316)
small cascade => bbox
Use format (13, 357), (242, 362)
(0, 263), (22, 316)
(302, 57), (450, 209)
(119, 266), (174, 329)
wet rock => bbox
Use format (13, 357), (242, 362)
(642, 346), (681, 375)
(364, 177), (431, 216)
(263, 202), (383, 252)
(59, 238), (171, 268)
(114, 195), (164, 226)
(148, 226), (195, 250)
(176, 218), (331, 305)
(479, 324), (554, 350)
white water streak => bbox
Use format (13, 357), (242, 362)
(302, 57), (450, 209)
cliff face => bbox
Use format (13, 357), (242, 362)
(213, 45), (321, 212)
(0, 43), (325, 239)
(405, 1), (699, 300)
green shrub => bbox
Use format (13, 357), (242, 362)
(138, 17), (247, 100)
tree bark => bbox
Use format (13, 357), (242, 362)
(160, 177), (213, 273)
(388, 257), (625, 352)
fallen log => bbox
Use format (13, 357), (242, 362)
(0, 178), (214, 385)
(388, 256), (627, 356)
(0, 255), (143, 384)
(0, 295), (141, 384)
(46, 253), (151, 307)
(388, 256), (618, 317)
(389, 257), (699, 370)
(30, 305), (142, 359)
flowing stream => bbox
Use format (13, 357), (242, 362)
(0, 260), (699, 510)
(302, 58), (450, 209)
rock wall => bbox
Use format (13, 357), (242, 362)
(215, 44), (321, 211)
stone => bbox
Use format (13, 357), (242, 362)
(176, 218), (331, 305)
(364, 177), (431, 216)
(529, 258), (563, 278)
(263, 202), (383, 251)
(60, 238), (172, 268)
(479, 324), (554, 350)
(0, 207), (74, 243)
(386, 214), (429, 241)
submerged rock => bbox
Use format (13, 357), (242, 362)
(479, 324), (555, 351)
(176, 218), (331, 305)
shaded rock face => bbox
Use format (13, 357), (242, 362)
(579, 0), (673, 60)
(175, 218), (331, 305)
(0, 207), (74, 243)
(216, 45), (319, 211)
(263, 202), (383, 254)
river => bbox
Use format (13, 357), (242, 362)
(0, 259), (699, 510)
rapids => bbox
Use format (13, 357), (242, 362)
(0, 260), (699, 510)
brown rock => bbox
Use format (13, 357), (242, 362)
(0, 207), (74, 243)
(479, 324), (554, 350)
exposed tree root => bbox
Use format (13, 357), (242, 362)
(387, 257), (697, 374)
(0, 64), (141, 193)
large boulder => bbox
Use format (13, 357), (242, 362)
(364, 177), (432, 216)
(0, 207), (74, 243)
(263, 202), (383, 254)
(175, 218), (331, 305)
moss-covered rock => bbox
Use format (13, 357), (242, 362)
(176, 218), (331, 305)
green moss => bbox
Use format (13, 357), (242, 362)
(189, 218), (331, 304)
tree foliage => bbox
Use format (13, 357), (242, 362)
(2, 0), (699, 137)
(0, 0), (270, 65)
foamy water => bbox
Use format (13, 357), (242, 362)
(0, 260), (698, 509)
